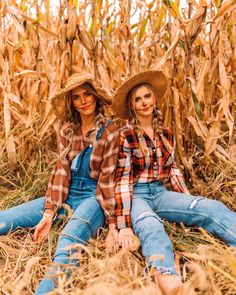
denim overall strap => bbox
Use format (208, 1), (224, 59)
(95, 120), (112, 140)
(71, 123), (110, 179)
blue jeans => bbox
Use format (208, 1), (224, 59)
(131, 182), (236, 275)
(0, 177), (104, 294)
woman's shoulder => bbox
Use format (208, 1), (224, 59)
(101, 117), (118, 132)
(119, 123), (137, 144)
(119, 122), (132, 134)
(97, 117), (119, 142)
(161, 127), (174, 138)
(60, 122), (75, 137)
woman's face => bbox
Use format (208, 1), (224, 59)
(131, 85), (155, 120)
(71, 85), (96, 117)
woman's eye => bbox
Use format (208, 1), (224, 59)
(84, 92), (92, 97)
(73, 96), (80, 101)
(135, 97), (141, 102)
(145, 94), (151, 98)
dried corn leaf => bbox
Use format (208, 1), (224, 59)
(10, 13), (26, 37)
(78, 28), (95, 54)
(138, 18), (148, 41)
(105, 49), (126, 75)
(150, 29), (181, 69)
(5, 135), (17, 169)
(212, 0), (236, 21)
(14, 70), (37, 77)
(67, 7), (77, 42)
(196, 59), (209, 103)
(3, 90), (17, 169)
(185, 5), (207, 44)
(7, 92), (22, 106)
(173, 87), (194, 173)
(187, 116), (208, 139)
(97, 63), (114, 96)
(163, 0), (181, 20)
(205, 121), (220, 155)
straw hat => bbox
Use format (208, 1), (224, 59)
(51, 71), (112, 119)
(112, 69), (167, 119)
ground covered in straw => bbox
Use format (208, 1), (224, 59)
(0, 148), (236, 295)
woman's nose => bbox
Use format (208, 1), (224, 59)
(81, 96), (86, 104)
(142, 99), (147, 105)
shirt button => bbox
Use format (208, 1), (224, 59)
(154, 162), (157, 165)
(89, 144), (92, 147)
(153, 148), (156, 152)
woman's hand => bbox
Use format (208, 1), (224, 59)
(118, 227), (140, 251)
(104, 223), (119, 252)
(32, 212), (54, 243)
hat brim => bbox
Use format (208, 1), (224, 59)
(51, 72), (112, 120)
(112, 70), (167, 119)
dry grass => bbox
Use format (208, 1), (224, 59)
(1, 217), (236, 294)
(0, 0), (236, 294)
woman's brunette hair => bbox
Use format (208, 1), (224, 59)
(60, 82), (106, 158)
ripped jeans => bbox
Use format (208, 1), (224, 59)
(131, 182), (236, 275)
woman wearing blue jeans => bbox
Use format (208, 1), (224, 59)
(112, 69), (236, 295)
(0, 72), (119, 294)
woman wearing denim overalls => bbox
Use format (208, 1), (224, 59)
(112, 69), (236, 295)
(0, 72), (119, 294)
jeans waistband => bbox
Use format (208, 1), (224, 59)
(134, 181), (163, 188)
(70, 175), (97, 185)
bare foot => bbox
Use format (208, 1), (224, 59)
(166, 281), (197, 295)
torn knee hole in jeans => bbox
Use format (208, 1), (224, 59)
(189, 197), (205, 209)
(149, 254), (165, 263)
(144, 265), (178, 276)
(136, 211), (163, 223)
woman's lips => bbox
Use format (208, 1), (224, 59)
(79, 104), (93, 110)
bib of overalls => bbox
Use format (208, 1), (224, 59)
(70, 125), (107, 179)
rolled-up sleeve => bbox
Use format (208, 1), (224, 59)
(44, 124), (71, 213)
(95, 124), (119, 224)
(115, 133), (133, 229)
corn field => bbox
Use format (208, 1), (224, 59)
(0, 0), (235, 294)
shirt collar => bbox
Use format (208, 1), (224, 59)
(75, 114), (109, 137)
(125, 120), (173, 151)
(126, 120), (134, 129)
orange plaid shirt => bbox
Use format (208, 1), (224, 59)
(115, 122), (189, 229)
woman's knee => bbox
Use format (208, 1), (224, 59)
(0, 222), (10, 235)
(60, 218), (92, 244)
(191, 197), (228, 216)
(133, 211), (164, 235)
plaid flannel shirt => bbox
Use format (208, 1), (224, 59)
(45, 116), (119, 224)
(115, 121), (189, 229)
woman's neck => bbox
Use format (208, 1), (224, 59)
(136, 114), (154, 140)
(81, 114), (96, 136)
(137, 114), (153, 129)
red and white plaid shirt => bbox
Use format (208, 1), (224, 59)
(115, 121), (189, 229)
(45, 116), (119, 224)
